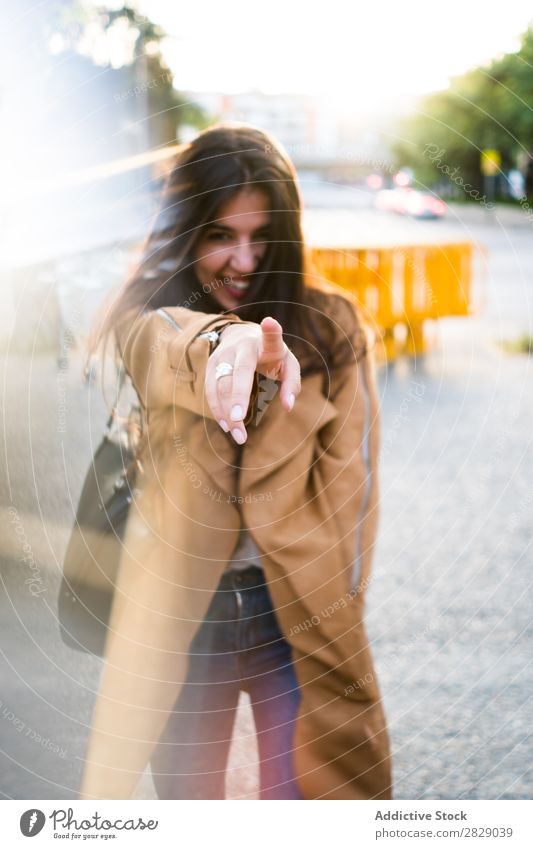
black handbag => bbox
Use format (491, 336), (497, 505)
(58, 379), (143, 656)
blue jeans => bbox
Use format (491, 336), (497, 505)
(150, 564), (303, 799)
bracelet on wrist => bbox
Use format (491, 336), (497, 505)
(198, 322), (235, 354)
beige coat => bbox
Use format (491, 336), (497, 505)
(80, 289), (392, 800)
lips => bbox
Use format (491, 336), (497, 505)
(224, 277), (250, 298)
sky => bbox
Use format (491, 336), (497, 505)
(136, 0), (533, 114)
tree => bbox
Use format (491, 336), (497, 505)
(99, 5), (206, 148)
(48, 2), (207, 150)
(390, 27), (533, 199)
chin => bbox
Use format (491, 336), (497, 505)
(213, 296), (238, 312)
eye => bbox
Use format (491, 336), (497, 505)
(253, 231), (269, 241)
(206, 231), (232, 242)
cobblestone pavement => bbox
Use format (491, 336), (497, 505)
(371, 320), (532, 800)
(1, 208), (531, 800)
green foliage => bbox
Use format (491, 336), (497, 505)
(500, 333), (533, 355)
(51, 2), (208, 147)
(99, 4), (206, 146)
(391, 28), (533, 197)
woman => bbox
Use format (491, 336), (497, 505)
(81, 123), (392, 800)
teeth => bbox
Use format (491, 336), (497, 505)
(228, 281), (249, 290)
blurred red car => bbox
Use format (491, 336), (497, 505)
(375, 187), (446, 219)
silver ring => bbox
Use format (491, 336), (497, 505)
(215, 361), (234, 380)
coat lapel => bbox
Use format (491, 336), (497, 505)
(241, 373), (338, 491)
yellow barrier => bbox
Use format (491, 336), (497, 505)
(310, 242), (474, 359)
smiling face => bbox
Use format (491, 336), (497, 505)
(193, 188), (271, 311)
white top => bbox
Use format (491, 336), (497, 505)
(224, 526), (263, 572)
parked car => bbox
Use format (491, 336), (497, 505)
(375, 187), (446, 219)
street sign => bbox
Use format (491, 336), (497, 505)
(481, 149), (501, 176)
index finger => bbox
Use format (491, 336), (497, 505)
(259, 316), (285, 359)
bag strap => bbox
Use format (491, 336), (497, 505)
(105, 356), (128, 436)
(104, 350), (146, 482)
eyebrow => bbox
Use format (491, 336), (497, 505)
(207, 223), (270, 235)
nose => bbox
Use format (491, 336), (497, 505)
(229, 240), (258, 275)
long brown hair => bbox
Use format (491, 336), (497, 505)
(90, 122), (367, 384)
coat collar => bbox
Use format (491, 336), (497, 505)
(186, 373), (338, 495)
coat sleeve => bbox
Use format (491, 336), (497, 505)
(115, 306), (261, 424)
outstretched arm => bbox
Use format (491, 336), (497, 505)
(116, 307), (300, 444)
